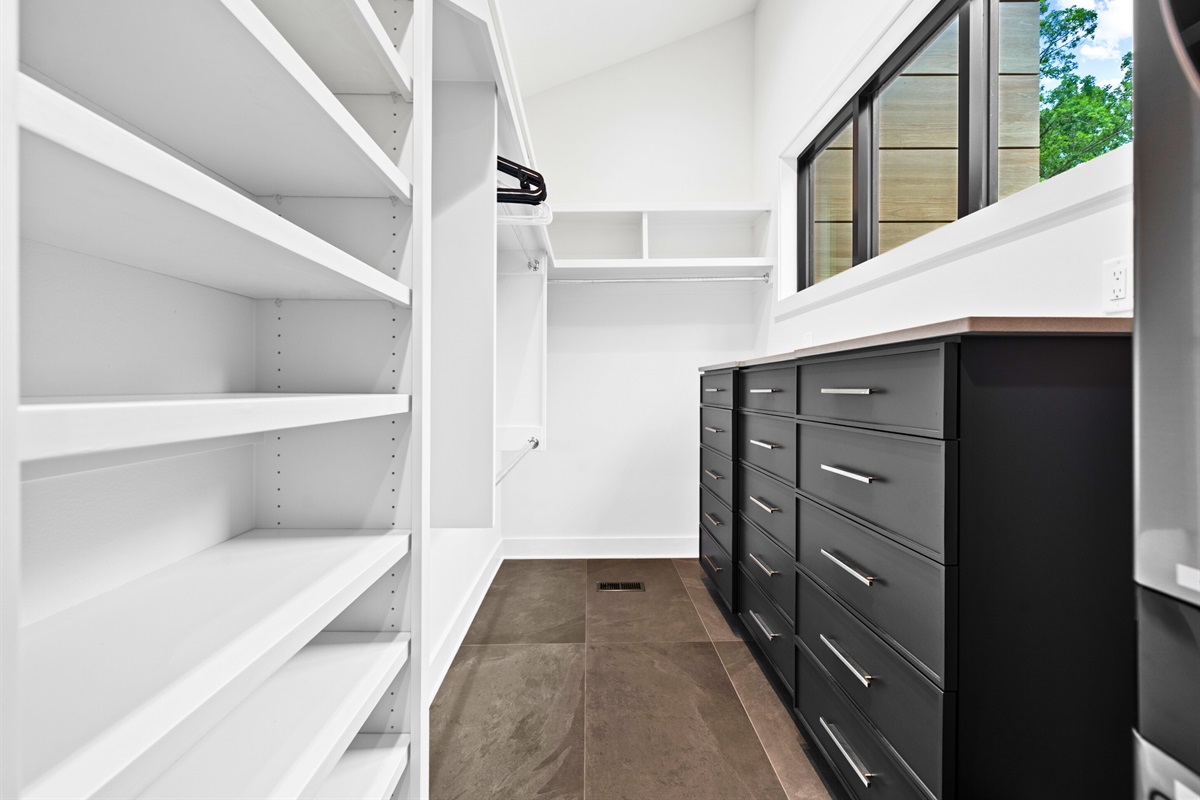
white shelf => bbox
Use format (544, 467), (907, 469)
(19, 0), (411, 200)
(18, 77), (412, 305)
(253, 0), (413, 101)
(314, 734), (411, 800)
(19, 393), (410, 462)
(20, 529), (411, 800)
(551, 257), (773, 280)
(140, 632), (411, 799)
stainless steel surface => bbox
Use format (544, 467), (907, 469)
(748, 552), (780, 577)
(702, 554), (723, 572)
(749, 388), (780, 394)
(703, 468), (724, 480)
(749, 609), (781, 640)
(820, 634), (874, 688)
(1136, 731), (1200, 799)
(820, 463), (876, 484)
(704, 387), (725, 393)
(821, 548), (876, 586)
(703, 426), (724, 434)
(750, 439), (779, 450)
(493, 437), (540, 485)
(819, 717), (874, 788)
(703, 512), (723, 527)
(820, 388), (874, 395)
(749, 495), (780, 514)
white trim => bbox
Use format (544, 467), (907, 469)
(426, 538), (504, 697)
(503, 536), (697, 560)
(774, 144), (1133, 321)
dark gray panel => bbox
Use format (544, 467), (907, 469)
(1138, 588), (1200, 774)
(798, 574), (949, 798)
(700, 528), (734, 610)
(797, 422), (952, 562)
(799, 346), (953, 437)
(700, 486), (733, 555)
(700, 448), (734, 508)
(740, 412), (797, 485)
(701, 370), (734, 408)
(738, 567), (795, 692)
(741, 365), (798, 416)
(740, 465), (795, 555)
(701, 406), (734, 456)
(797, 496), (948, 686)
(795, 647), (927, 800)
(738, 516), (796, 623)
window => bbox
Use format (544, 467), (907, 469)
(798, 0), (1133, 288)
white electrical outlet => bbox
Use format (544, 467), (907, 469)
(1101, 256), (1133, 313)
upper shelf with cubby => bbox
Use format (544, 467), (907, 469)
(19, 0), (412, 200)
(548, 203), (773, 279)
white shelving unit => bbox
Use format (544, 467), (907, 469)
(548, 202), (773, 281)
(7, 0), (431, 797)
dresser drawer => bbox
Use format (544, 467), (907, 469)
(700, 448), (734, 508)
(700, 370), (733, 407)
(740, 412), (796, 485)
(740, 465), (794, 554)
(699, 486), (733, 555)
(798, 496), (948, 686)
(1137, 587), (1200, 775)
(797, 647), (928, 800)
(738, 569), (794, 692)
(798, 574), (949, 798)
(797, 423), (954, 562)
(738, 516), (795, 622)
(798, 345), (954, 437)
(700, 528), (733, 610)
(740, 365), (797, 416)
(701, 406), (734, 456)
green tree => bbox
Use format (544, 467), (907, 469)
(1038, 0), (1133, 180)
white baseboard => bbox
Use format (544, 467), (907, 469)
(427, 538), (504, 697)
(503, 536), (697, 560)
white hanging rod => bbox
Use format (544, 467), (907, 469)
(549, 274), (770, 285)
(495, 437), (540, 485)
(497, 203), (553, 227)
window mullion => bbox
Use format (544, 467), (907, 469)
(959, 0), (992, 217)
(852, 93), (875, 264)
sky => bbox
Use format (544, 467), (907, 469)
(1047, 0), (1134, 87)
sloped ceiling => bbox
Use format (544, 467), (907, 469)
(496, 0), (759, 97)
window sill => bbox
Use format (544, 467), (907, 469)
(773, 144), (1133, 322)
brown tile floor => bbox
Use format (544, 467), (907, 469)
(430, 558), (850, 800)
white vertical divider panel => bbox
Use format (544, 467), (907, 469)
(496, 273), (546, 449)
(430, 80), (497, 528)
(0, 0), (20, 793)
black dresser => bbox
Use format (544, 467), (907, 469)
(698, 319), (1134, 800)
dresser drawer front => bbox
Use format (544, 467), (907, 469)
(700, 370), (734, 407)
(701, 407), (734, 456)
(740, 365), (797, 415)
(798, 346), (952, 437)
(797, 647), (928, 800)
(738, 517), (795, 622)
(798, 423), (952, 561)
(700, 528), (733, 609)
(738, 569), (794, 692)
(740, 413), (796, 485)
(740, 465), (795, 554)
(799, 574), (948, 798)
(798, 496), (947, 685)
(1137, 587), (1200, 775)
(700, 448), (734, 508)
(700, 486), (733, 555)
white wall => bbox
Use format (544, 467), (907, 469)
(523, 14), (756, 204)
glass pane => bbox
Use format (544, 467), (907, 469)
(810, 121), (853, 284)
(876, 19), (958, 255)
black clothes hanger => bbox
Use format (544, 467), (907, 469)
(497, 156), (547, 205)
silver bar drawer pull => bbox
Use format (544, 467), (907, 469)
(749, 496), (779, 514)
(750, 439), (779, 450)
(820, 549), (876, 587)
(703, 426), (724, 434)
(821, 387), (874, 395)
(748, 610), (781, 640)
(703, 554), (723, 572)
(704, 387), (725, 392)
(749, 552), (780, 577)
(703, 469), (724, 480)
(821, 464), (875, 484)
(704, 512), (723, 527)
(749, 388), (780, 394)
(819, 717), (875, 788)
(820, 634), (874, 688)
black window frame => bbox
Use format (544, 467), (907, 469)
(798, 0), (1001, 289)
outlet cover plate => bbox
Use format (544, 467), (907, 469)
(1102, 255), (1133, 314)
